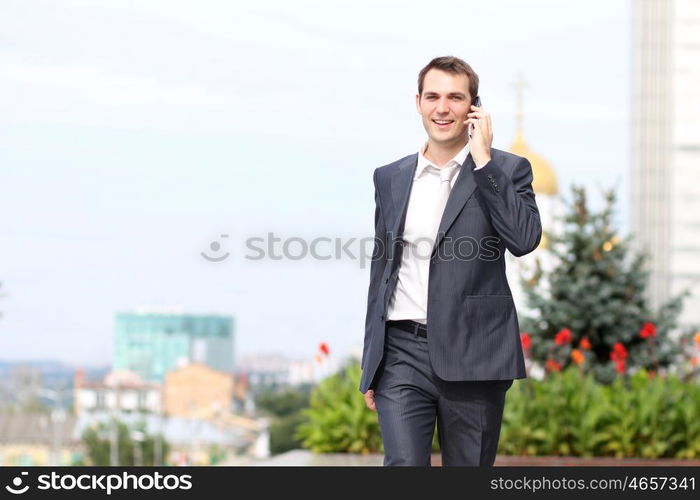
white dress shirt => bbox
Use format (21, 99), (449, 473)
(387, 140), (488, 324)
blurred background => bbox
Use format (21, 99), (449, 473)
(0, 0), (698, 465)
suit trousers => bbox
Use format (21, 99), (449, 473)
(373, 323), (513, 466)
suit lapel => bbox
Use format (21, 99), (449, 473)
(432, 151), (478, 255)
(388, 153), (418, 237)
(386, 150), (478, 254)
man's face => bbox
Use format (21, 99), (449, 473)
(416, 68), (471, 148)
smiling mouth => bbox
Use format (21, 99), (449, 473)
(432, 119), (454, 127)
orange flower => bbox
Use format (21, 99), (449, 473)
(571, 349), (585, 365)
(693, 332), (700, 346)
(691, 357), (699, 367)
(579, 337), (592, 350)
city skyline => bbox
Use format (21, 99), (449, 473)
(0, 0), (631, 366)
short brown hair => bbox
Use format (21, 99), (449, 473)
(417, 56), (479, 99)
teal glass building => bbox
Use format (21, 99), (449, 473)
(114, 313), (234, 382)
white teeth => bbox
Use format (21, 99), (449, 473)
(434, 120), (452, 124)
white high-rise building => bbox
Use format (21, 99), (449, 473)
(631, 0), (700, 325)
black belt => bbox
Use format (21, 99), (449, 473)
(386, 320), (427, 338)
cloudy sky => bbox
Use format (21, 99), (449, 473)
(0, 0), (630, 367)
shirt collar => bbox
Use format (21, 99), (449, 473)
(415, 140), (470, 180)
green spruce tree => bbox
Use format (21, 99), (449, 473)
(520, 186), (687, 383)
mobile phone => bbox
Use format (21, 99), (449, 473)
(468, 95), (482, 139)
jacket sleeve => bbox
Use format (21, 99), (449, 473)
(472, 156), (542, 257)
(361, 169), (388, 382)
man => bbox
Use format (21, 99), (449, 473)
(360, 56), (541, 466)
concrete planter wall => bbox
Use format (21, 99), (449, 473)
(244, 450), (700, 466)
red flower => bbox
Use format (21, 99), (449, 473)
(571, 349), (585, 365)
(545, 359), (561, 372)
(520, 332), (532, 350)
(639, 322), (657, 339)
(554, 328), (572, 346)
(319, 342), (330, 356)
(609, 342), (628, 362)
(579, 337), (592, 350)
(614, 359), (626, 374)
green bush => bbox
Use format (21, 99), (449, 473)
(256, 388), (310, 418)
(500, 367), (700, 458)
(255, 387), (310, 455)
(297, 363), (382, 454)
(297, 362), (700, 458)
(269, 413), (308, 455)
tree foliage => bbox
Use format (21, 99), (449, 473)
(80, 420), (169, 466)
(521, 186), (687, 383)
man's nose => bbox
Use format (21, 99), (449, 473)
(436, 97), (449, 113)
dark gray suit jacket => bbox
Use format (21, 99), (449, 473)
(360, 148), (542, 393)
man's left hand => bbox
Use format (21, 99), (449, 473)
(464, 104), (493, 167)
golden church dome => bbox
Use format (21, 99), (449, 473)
(509, 128), (558, 196)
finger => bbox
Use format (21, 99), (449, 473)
(468, 113), (490, 125)
(366, 390), (376, 407)
(465, 118), (481, 130)
(365, 396), (376, 411)
(474, 116), (488, 130)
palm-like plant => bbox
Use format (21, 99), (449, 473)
(296, 363), (382, 454)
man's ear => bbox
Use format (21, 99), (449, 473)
(415, 93), (421, 114)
